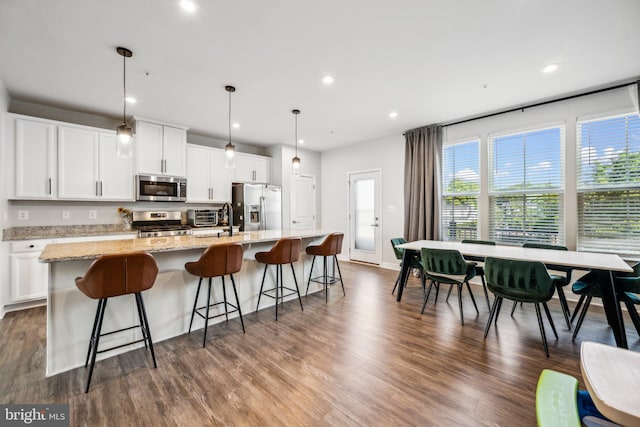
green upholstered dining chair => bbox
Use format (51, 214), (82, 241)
(390, 238), (426, 295)
(570, 262), (640, 341)
(512, 242), (573, 330)
(461, 239), (495, 311)
(484, 257), (558, 357)
(420, 248), (478, 325)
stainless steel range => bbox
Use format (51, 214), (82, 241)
(132, 211), (192, 238)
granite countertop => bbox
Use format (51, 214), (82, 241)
(3, 225), (137, 241)
(39, 229), (329, 262)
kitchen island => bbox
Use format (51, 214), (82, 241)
(40, 229), (330, 376)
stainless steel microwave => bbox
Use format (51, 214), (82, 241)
(136, 175), (187, 202)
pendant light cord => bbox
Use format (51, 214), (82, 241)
(122, 53), (127, 124)
(228, 90), (232, 144)
(295, 114), (298, 157)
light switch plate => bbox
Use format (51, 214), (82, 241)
(89, 210), (97, 219)
(62, 210), (70, 220)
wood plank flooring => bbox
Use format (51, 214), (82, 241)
(1, 261), (639, 426)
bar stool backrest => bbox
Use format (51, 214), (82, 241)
(314, 232), (344, 256)
(75, 252), (158, 299)
(185, 243), (244, 278)
(261, 237), (302, 264)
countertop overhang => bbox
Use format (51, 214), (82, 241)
(39, 229), (330, 263)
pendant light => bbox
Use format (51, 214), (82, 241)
(116, 47), (133, 155)
(292, 109), (301, 169)
(225, 85), (236, 168)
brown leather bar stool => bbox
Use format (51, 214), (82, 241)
(255, 237), (304, 320)
(305, 232), (345, 302)
(185, 243), (245, 347)
(75, 252), (158, 393)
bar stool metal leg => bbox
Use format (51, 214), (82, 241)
(291, 263), (304, 311)
(85, 298), (108, 393)
(222, 276), (229, 322)
(85, 298), (105, 368)
(189, 277), (203, 334)
(256, 264), (268, 312)
(306, 256), (316, 296)
(203, 278), (212, 348)
(229, 274), (245, 333)
(135, 292), (157, 368)
(335, 256), (345, 296)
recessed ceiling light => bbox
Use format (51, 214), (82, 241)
(232, 122), (240, 129)
(322, 75), (334, 85)
(179, 0), (197, 12)
(389, 111), (398, 119)
(125, 96), (137, 104)
(542, 63), (559, 73)
(298, 139), (304, 145)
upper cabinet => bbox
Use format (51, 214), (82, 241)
(186, 144), (233, 202)
(10, 114), (134, 201)
(135, 119), (187, 177)
(14, 117), (57, 199)
(234, 153), (269, 183)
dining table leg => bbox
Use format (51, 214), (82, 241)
(593, 269), (627, 349)
(396, 249), (417, 302)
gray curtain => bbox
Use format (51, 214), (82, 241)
(403, 125), (443, 241)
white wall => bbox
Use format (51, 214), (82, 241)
(321, 134), (404, 269)
(445, 86), (637, 250)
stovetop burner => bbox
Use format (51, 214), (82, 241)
(131, 210), (192, 238)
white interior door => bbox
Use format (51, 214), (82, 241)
(291, 174), (316, 230)
(349, 170), (382, 264)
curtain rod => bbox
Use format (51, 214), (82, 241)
(404, 79), (639, 134)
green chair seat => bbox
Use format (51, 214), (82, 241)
(535, 369), (581, 427)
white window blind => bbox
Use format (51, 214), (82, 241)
(442, 140), (479, 241)
(488, 126), (565, 245)
(577, 112), (640, 254)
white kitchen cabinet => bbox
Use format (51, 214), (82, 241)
(14, 117), (57, 199)
(135, 120), (187, 177)
(10, 240), (50, 302)
(57, 126), (134, 201)
(187, 144), (232, 202)
(234, 153), (269, 183)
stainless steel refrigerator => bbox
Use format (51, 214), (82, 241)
(232, 183), (282, 231)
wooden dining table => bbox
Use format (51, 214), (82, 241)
(580, 341), (640, 425)
(395, 240), (634, 348)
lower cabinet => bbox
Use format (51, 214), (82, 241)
(10, 240), (50, 302)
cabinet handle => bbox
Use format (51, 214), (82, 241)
(163, 159), (167, 173)
(29, 244), (35, 248)
(160, 159), (164, 173)
(96, 181), (99, 196)
(48, 178), (52, 195)
(100, 181), (103, 197)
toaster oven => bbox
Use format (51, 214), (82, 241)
(187, 209), (218, 227)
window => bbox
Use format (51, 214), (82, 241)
(577, 112), (640, 254)
(489, 126), (564, 245)
(442, 140), (479, 240)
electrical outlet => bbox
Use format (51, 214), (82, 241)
(62, 210), (71, 220)
(18, 210), (29, 220)
(89, 210), (97, 220)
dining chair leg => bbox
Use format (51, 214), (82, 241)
(480, 274), (491, 311)
(494, 297), (504, 325)
(571, 295), (586, 324)
(510, 300), (518, 317)
(465, 281), (479, 314)
(434, 282), (440, 303)
(556, 286), (572, 330)
(306, 255), (316, 296)
(624, 301), (640, 336)
(542, 301), (558, 339)
(484, 296), (502, 338)
(572, 295), (592, 341)
(534, 303), (550, 357)
(457, 283), (464, 326)
(446, 284), (454, 302)
(425, 280), (435, 303)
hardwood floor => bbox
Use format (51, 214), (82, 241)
(1, 261), (638, 426)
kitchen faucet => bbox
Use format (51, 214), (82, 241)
(222, 202), (233, 236)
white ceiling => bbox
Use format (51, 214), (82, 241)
(1, 0), (639, 152)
